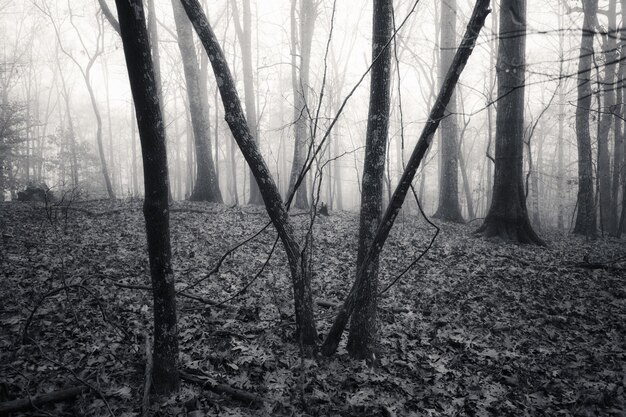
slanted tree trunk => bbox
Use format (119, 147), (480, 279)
(181, 0), (317, 347)
(573, 0), (598, 237)
(114, 0), (179, 394)
(345, 0), (393, 360)
(131, 104), (139, 197)
(231, 0), (262, 205)
(434, 0), (464, 223)
(321, 0), (491, 356)
(171, 0), (222, 203)
(475, 0), (543, 245)
(288, 0), (317, 210)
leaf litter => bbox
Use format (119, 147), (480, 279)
(0, 200), (624, 416)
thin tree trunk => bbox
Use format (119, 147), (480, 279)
(115, 0), (179, 394)
(181, 0), (317, 347)
(346, 0), (393, 360)
(231, 0), (262, 205)
(321, 0), (490, 356)
(573, 0), (599, 237)
(131, 104), (139, 197)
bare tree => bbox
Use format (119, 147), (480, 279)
(180, 0), (318, 347)
(39, 2), (115, 199)
(344, 0), (393, 360)
(288, 0), (318, 210)
(114, 0), (179, 395)
(475, 0), (543, 244)
(573, 0), (598, 237)
(231, 0), (262, 205)
(171, 0), (222, 203)
(433, 0), (464, 223)
(321, 0), (491, 356)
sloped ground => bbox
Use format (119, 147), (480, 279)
(0, 200), (624, 416)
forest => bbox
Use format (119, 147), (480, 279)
(0, 0), (625, 415)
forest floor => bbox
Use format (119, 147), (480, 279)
(1, 199), (625, 417)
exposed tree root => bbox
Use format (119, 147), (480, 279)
(475, 216), (545, 246)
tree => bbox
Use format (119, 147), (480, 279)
(114, 0), (179, 394)
(40, 2), (115, 199)
(345, 0), (393, 360)
(475, 0), (543, 245)
(287, 0), (318, 210)
(433, 0), (464, 223)
(180, 0), (317, 347)
(231, 0), (262, 205)
(597, 0), (618, 233)
(171, 0), (222, 203)
(573, 0), (598, 237)
(321, 0), (491, 356)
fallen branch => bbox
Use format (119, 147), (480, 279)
(179, 369), (264, 405)
(0, 386), (88, 415)
(111, 281), (234, 309)
(316, 299), (410, 314)
(142, 334), (153, 417)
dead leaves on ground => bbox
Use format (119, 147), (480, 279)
(0, 201), (624, 416)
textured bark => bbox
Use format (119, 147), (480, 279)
(321, 0), (490, 356)
(232, 0), (262, 205)
(434, 0), (464, 223)
(573, 0), (598, 237)
(345, 0), (393, 360)
(288, 0), (317, 210)
(181, 0), (317, 346)
(171, 0), (222, 203)
(611, 0), (626, 235)
(475, 0), (543, 245)
(115, 0), (179, 394)
(597, 0), (617, 233)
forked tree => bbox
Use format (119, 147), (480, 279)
(475, 0), (543, 244)
(114, 0), (179, 394)
(346, 0), (393, 360)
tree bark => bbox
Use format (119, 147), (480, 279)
(288, 0), (317, 210)
(345, 0), (393, 360)
(171, 0), (222, 203)
(475, 0), (543, 245)
(231, 0), (262, 205)
(433, 0), (464, 223)
(321, 0), (490, 356)
(573, 0), (599, 237)
(115, 0), (180, 394)
(597, 0), (617, 233)
(181, 0), (317, 347)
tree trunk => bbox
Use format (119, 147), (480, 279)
(321, 0), (490, 356)
(181, 0), (317, 347)
(573, 0), (599, 237)
(611, 0), (626, 235)
(557, 2), (566, 230)
(475, 0), (543, 245)
(232, 0), (262, 205)
(171, 0), (222, 203)
(597, 0), (617, 233)
(288, 0), (317, 210)
(115, 0), (179, 395)
(345, 0), (393, 360)
(433, 0), (464, 223)
(131, 104), (139, 197)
